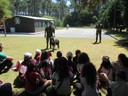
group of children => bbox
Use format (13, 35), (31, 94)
(0, 42), (128, 96)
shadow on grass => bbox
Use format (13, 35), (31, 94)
(104, 29), (128, 50)
(13, 75), (24, 88)
(92, 42), (101, 45)
(41, 48), (58, 52)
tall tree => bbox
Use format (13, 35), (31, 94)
(122, 0), (128, 28)
(0, 0), (11, 20)
(56, 0), (69, 20)
(75, 0), (108, 8)
(100, 0), (124, 29)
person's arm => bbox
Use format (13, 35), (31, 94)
(35, 72), (47, 84)
(0, 80), (3, 87)
(0, 52), (13, 61)
(44, 27), (47, 37)
(53, 27), (55, 37)
(100, 73), (110, 88)
(97, 66), (102, 75)
(100, 73), (113, 96)
(51, 72), (57, 86)
(0, 80), (3, 84)
(6, 56), (13, 61)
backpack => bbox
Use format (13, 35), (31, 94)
(27, 72), (44, 87)
(39, 60), (52, 80)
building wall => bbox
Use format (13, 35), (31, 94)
(34, 20), (49, 32)
(14, 16), (35, 32)
(5, 16), (53, 33)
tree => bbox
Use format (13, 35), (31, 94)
(99, 0), (114, 28)
(0, 0), (11, 20)
(56, 0), (69, 20)
(80, 9), (94, 25)
(74, 0), (108, 8)
(100, 0), (125, 30)
(122, 0), (128, 29)
(69, 0), (81, 12)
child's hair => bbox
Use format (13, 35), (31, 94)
(118, 53), (128, 68)
(78, 52), (90, 64)
(0, 43), (3, 51)
(115, 69), (127, 81)
(26, 59), (36, 71)
(41, 50), (48, 60)
(81, 62), (97, 88)
(75, 49), (81, 56)
(101, 56), (112, 70)
(112, 61), (119, 69)
(56, 51), (62, 58)
(57, 57), (70, 81)
(66, 51), (73, 59)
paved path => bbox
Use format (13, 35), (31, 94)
(0, 28), (115, 40)
(55, 28), (114, 39)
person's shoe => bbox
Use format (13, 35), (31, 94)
(94, 41), (97, 44)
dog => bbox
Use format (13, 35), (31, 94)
(50, 37), (60, 51)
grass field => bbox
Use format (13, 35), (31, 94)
(0, 33), (128, 96)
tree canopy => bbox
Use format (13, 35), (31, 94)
(0, 0), (11, 21)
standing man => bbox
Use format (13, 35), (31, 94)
(44, 21), (55, 49)
(94, 23), (103, 43)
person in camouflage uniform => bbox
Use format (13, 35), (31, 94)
(44, 21), (55, 49)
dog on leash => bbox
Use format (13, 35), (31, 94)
(50, 37), (60, 51)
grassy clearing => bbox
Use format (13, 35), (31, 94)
(0, 35), (128, 96)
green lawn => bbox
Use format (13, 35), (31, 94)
(0, 35), (128, 96)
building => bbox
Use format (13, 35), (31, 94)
(5, 15), (54, 33)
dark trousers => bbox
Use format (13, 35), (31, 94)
(95, 32), (101, 43)
(0, 59), (13, 73)
(46, 37), (52, 49)
(0, 83), (13, 96)
(0, 29), (4, 32)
